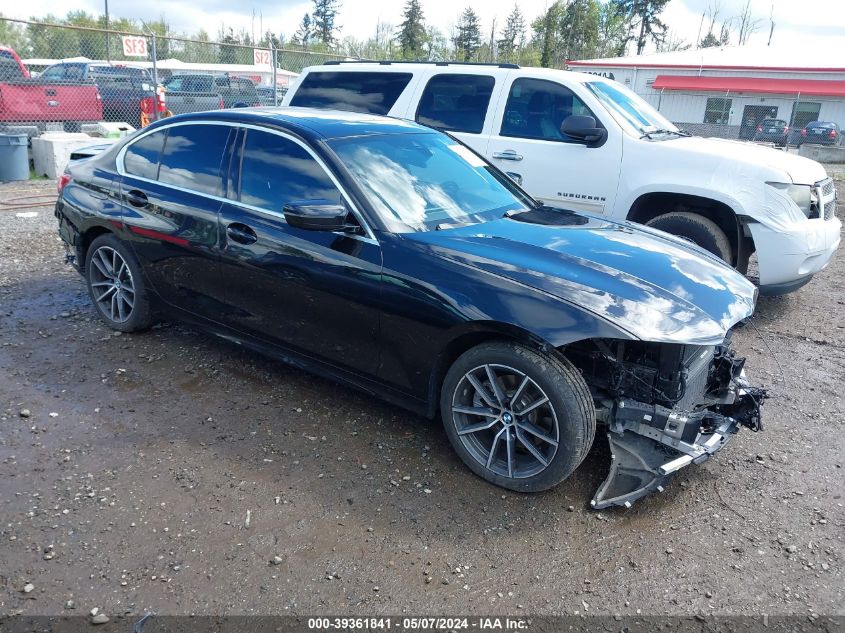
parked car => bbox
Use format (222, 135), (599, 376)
(55, 108), (765, 509)
(215, 75), (261, 108)
(161, 74), (223, 115)
(798, 121), (843, 147)
(752, 118), (789, 147)
(39, 62), (155, 127)
(283, 62), (841, 296)
(255, 85), (287, 106)
(0, 47), (103, 133)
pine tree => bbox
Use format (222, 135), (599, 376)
(397, 0), (427, 60)
(312, 0), (341, 46)
(613, 0), (670, 55)
(496, 5), (525, 63)
(293, 13), (313, 46)
(558, 0), (600, 62)
(452, 7), (482, 61)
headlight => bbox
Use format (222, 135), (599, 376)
(766, 182), (813, 217)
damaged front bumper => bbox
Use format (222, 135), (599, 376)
(590, 372), (766, 510)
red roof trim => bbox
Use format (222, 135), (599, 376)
(568, 60), (845, 73)
(650, 74), (845, 97)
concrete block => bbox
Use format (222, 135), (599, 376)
(798, 144), (845, 164)
(31, 133), (117, 179)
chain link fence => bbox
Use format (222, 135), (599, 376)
(0, 17), (348, 137)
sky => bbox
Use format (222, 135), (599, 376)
(4, 0), (845, 56)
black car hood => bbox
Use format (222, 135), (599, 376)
(407, 209), (757, 345)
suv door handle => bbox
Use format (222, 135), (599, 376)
(492, 150), (523, 161)
(126, 189), (148, 208)
(226, 223), (258, 245)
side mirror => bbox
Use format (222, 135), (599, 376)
(283, 200), (353, 232)
(561, 115), (607, 147)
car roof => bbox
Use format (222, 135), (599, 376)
(304, 61), (600, 85)
(147, 107), (434, 140)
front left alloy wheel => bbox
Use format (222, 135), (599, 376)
(85, 233), (153, 332)
(440, 341), (595, 492)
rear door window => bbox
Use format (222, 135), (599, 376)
(236, 129), (341, 212)
(501, 78), (594, 142)
(415, 74), (495, 134)
(123, 130), (167, 180)
(158, 124), (232, 196)
(290, 71), (412, 115)
(187, 76), (214, 92)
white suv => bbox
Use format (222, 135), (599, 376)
(282, 62), (840, 295)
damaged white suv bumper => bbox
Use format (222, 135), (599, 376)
(752, 177), (841, 295)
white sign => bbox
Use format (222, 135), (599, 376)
(253, 49), (272, 66)
(121, 36), (148, 57)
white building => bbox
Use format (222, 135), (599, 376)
(568, 46), (845, 139)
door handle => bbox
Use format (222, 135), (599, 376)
(126, 189), (148, 208)
(505, 172), (523, 185)
(226, 223), (258, 245)
(492, 150), (523, 161)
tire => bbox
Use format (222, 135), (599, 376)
(646, 211), (733, 264)
(440, 341), (595, 493)
(85, 234), (153, 332)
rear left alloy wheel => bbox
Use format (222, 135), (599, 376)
(85, 234), (153, 332)
(440, 342), (596, 492)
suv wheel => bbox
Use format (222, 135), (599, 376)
(646, 211), (733, 264)
(85, 234), (153, 332)
(440, 342), (595, 492)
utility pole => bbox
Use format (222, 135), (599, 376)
(104, 0), (110, 62)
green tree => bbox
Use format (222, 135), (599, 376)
(613, 0), (670, 55)
(218, 27), (239, 64)
(452, 7), (481, 61)
(312, 0), (340, 46)
(0, 15), (26, 53)
(293, 13), (313, 46)
(496, 5), (525, 63)
(396, 0), (426, 60)
(532, 2), (563, 68)
(597, 1), (629, 57)
(558, 0), (600, 62)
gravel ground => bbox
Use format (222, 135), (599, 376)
(0, 177), (843, 621)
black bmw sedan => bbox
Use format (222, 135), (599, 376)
(55, 108), (764, 509)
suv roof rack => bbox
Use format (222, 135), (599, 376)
(322, 60), (520, 69)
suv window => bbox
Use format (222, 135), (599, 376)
(184, 75), (214, 92)
(290, 71), (412, 115)
(501, 78), (593, 142)
(416, 74), (494, 134)
(0, 56), (23, 81)
(237, 129), (341, 213)
(158, 124), (232, 195)
(124, 130), (167, 180)
(41, 65), (68, 81)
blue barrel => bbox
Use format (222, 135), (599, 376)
(0, 134), (29, 181)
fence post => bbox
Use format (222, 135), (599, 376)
(271, 44), (278, 106)
(150, 32), (159, 121)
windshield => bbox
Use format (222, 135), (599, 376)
(586, 80), (678, 138)
(329, 133), (533, 232)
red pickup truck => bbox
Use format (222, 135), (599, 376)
(0, 47), (103, 133)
